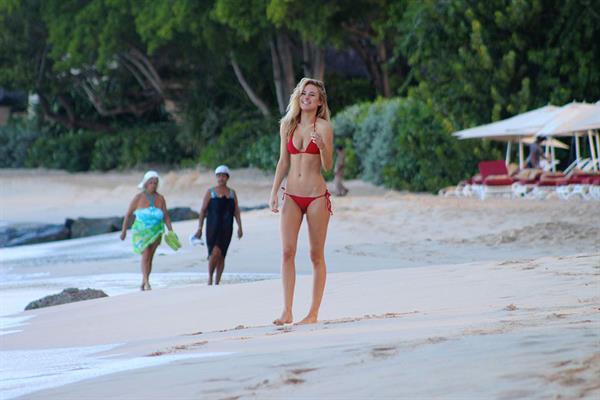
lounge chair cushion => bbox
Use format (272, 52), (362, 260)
(514, 168), (542, 181)
(483, 175), (515, 186)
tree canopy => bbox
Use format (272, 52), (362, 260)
(1, 0), (598, 183)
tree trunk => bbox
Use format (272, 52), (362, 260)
(270, 39), (286, 115)
(37, 92), (114, 132)
(276, 31), (296, 111)
(230, 52), (271, 117)
(302, 41), (325, 81)
(377, 42), (391, 97)
(348, 36), (385, 96)
(78, 78), (161, 117)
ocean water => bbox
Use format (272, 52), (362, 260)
(0, 230), (278, 325)
(0, 271), (278, 328)
(0, 343), (232, 399)
(0, 231), (273, 398)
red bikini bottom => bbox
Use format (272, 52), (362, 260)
(283, 190), (333, 215)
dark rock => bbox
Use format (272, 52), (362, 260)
(70, 217), (123, 238)
(0, 223), (70, 247)
(167, 207), (199, 222)
(240, 204), (269, 212)
(25, 288), (108, 310)
(2, 203), (268, 248)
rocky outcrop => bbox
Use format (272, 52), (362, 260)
(25, 288), (108, 310)
(168, 207), (199, 222)
(1, 205), (268, 248)
(0, 223), (70, 247)
(240, 204), (269, 212)
(68, 217), (124, 238)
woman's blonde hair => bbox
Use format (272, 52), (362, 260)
(280, 78), (330, 138)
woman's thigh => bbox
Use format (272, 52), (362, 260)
(305, 197), (330, 255)
(280, 196), (304, 253)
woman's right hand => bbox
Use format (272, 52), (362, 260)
(270, 192), (279, 213)
(195, 228), (202, 239)
(120, 231), (126, 241)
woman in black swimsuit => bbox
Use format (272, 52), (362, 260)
(195, 165), (243, 285)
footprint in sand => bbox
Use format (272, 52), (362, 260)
(371, 346), (397, 358)
(289, 368), (318, 375)
(283, 378), (305, 385)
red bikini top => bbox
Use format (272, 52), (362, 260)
(287, 122), (320, 155)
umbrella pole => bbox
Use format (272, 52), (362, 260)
(588, 130), (598, 172)
(518, 140), (524, 170)
(595, 129), (600, 169)
(505, 141), (511, 166)
(575, 135), (581, 166)
(551, 143), (556, 172)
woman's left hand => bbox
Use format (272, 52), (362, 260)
(311, 130), (325, 150)
(237, 227), (243, 239)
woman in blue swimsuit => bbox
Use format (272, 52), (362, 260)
(121, 171), (174, 290)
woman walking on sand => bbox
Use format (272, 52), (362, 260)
(269, 78), (334, 325)
(195, 165), (243, 285)
(121, 171), (174, 291)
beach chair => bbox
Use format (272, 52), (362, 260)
(511, 169), (543, 198)
(583, 175), (600, 201)
(528, 172), (566, 200)
(563, 158), (591, 175)
(477, 161), (516, 200)
(460, 175), (481, 197)
(555, 170), (597, 200)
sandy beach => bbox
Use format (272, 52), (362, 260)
(0, 168), (599, 399)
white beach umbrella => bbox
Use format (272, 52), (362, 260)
(453, 105), (561, 141)
(453, 105), (562, 168)
(521, 136), (569, 150)
(536, 102), (598, 137)
(536, 102), (600, 172)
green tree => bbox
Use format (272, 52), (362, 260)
(267, 0), (411, 97)
(399, 0), (600, 129)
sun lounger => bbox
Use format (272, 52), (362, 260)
(511, 169), (543, 198)
(528, 172), (566, 199)
(582, 175), (600, 201)
(476, 161), (516, 199)
(555, 171), (598, 200)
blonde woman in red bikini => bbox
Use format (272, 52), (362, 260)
(269, 78), (334, 325)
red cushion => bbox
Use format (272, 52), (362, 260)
(484, 177), (515, 186)
(567, 175), (591, 184)
(517, 178), (538, 184)
(538, 180), (564, 187)
(478, 161), (509, 179)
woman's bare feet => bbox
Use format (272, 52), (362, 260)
(273, 310), (293, 326)
(144, 282), (152, 291)
(140, 283), (146, 291)
(295, 314), (318, 325)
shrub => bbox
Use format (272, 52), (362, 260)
(337, 136), (360, 180)
(0, 120), (41, 167)
(90, 135), (122, 170)
(382, 98), (498, 192)
(246, 132), (280, 171)
(92, 123), (183, 170)
(333, 97), (502, 192)
(354, 99), (404, 184)
(200, 117), (278, 169)
(27, 130), (99, 171)
(332, 102), (370, 140)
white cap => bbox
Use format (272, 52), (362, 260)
(138, 170), (160, 189)
(215, 165), (230, 176)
